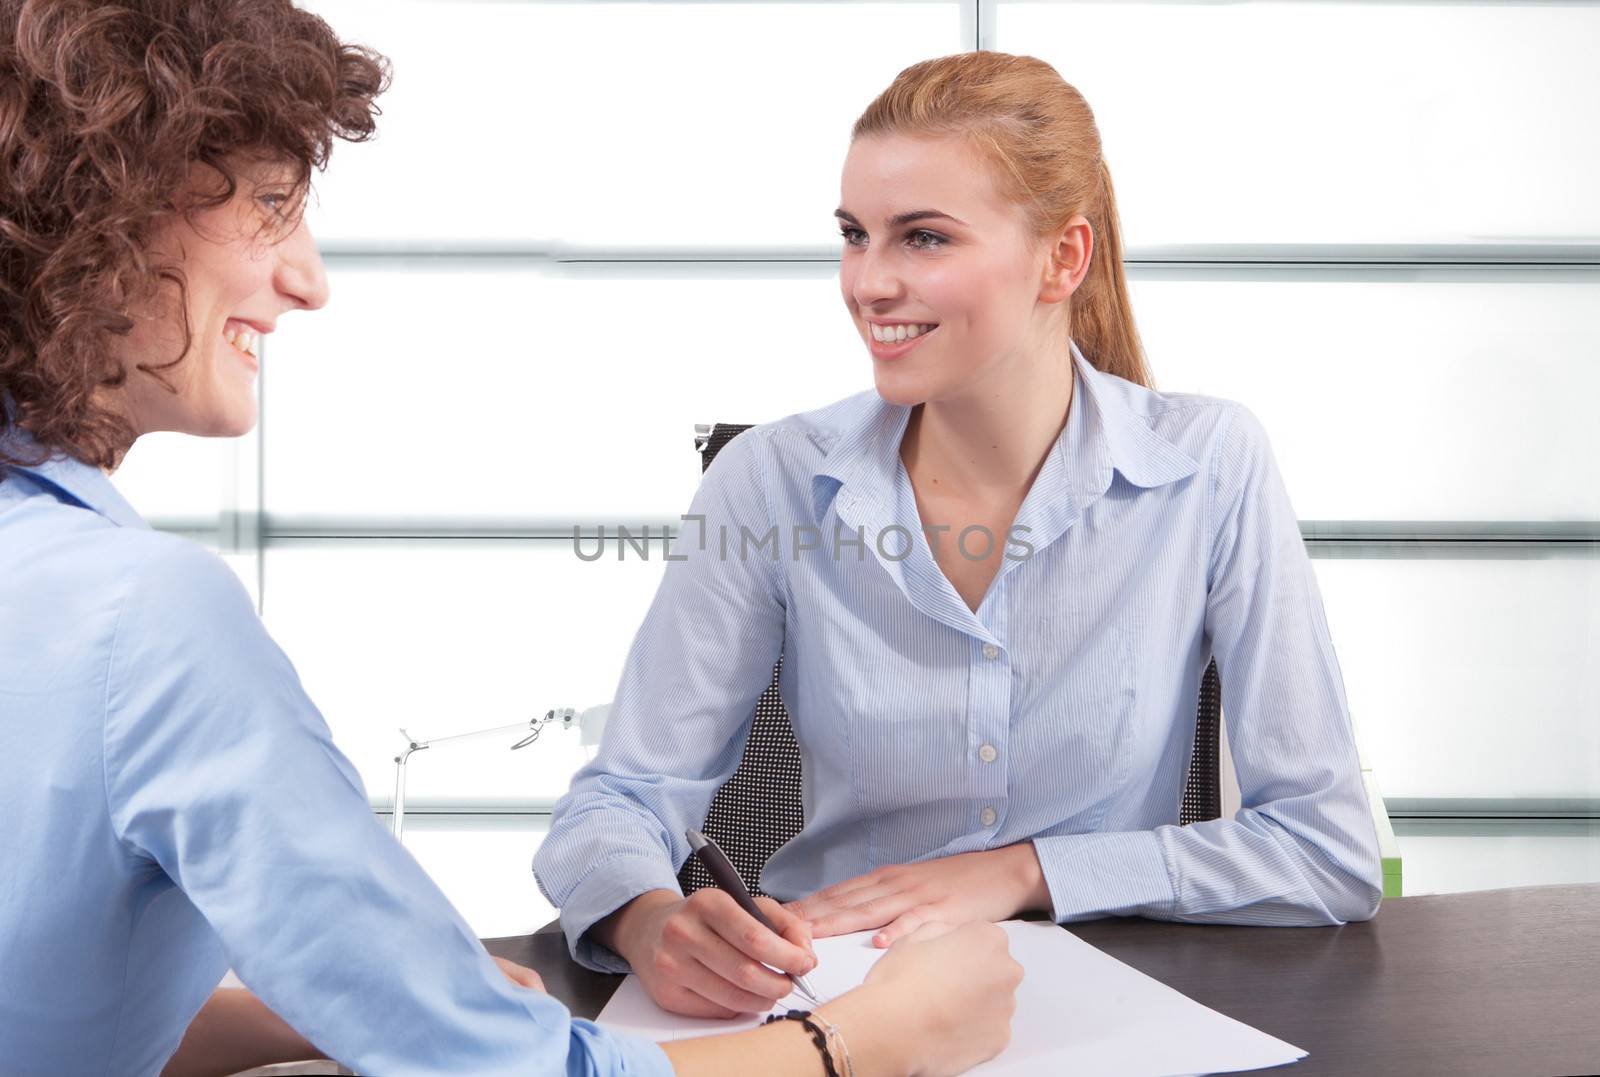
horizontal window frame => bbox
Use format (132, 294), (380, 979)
(148, 518), (1600, 550)
(313, 242), (1600, 272)
(364, 797), (1600, 819)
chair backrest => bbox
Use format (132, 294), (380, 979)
(676, 422), (1223, 896)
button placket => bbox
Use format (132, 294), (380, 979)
(968, 633), (1009, 838)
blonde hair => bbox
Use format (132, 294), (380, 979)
(852, 51), (1151, 388)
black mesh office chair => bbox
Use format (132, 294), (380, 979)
(676, 422), (1223, 897)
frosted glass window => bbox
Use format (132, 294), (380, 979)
(262, 264), (867, 521)
(111, 432), (238, 526)
(300, 0), (961, 247)
(1130, 275), (1600, 523)
(997, 2), (1600, 249)
(1314, 555), (1600, 801)
(262, 540), (668, 805)
(265, 265), (1600, 524)
(1390, 820), (1600, 897)
(396, 816), (555, 937)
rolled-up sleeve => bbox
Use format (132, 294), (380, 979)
(102, 538), (672, 1077)
(534, 431), (788, 971)
(1034, 403), (1384, 927)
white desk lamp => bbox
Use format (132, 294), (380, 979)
(390, 704), (610, 842)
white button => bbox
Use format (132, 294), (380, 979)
(978, 744), (998, 763)
(981, 643), (999, 660)
(980, 807), (998, 827)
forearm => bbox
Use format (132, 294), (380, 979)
(1165, 807), (1383, 925)
(1034, 813), (1380, 926)
(661, 1020), (831, 1077)
(660, 987), (903, 1077)
(161, 988), (323, 1077)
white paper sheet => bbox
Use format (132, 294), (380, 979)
(595, 920), (1306, 1076)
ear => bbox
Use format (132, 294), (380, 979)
(1039, 214), (1094, 304)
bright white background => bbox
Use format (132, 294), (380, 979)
(108, 1), (1599, 915)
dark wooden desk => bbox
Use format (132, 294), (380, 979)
(485, 884), (1600, 1077)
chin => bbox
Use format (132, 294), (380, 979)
(195, 401), (258, 439)
(871, 367), (934, 410)
(218, 409), (258, 438)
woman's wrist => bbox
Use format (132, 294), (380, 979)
(595, 888), (679, 961)
(814, 988), (901, 1076)
(1004, 841), (1052, 918)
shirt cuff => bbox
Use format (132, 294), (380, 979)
(570, 1019), (676, 1077)
(559, 854), (686, 974)
(1032, 830), (1178, 923)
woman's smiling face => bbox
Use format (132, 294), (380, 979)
(115, 160), (330, 440)
(837, 132), (1068, 408)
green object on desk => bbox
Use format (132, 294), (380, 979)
(1354, 734), (1402, 899)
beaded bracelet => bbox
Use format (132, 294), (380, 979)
(764, 1009), (842, 1077)
(807, 1011), (856, 1077)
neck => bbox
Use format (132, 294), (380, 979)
(901, 346), (1076, 502)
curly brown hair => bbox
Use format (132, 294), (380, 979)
(0, 0), (388, 474)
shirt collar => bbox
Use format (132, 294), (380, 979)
(810, 340), (1199, 522)
(0, 422), (149, 531)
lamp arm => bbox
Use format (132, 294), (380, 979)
(388, 709), (593, 842)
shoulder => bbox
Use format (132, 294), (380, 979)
(691, 389), (881, 497)
(101, 532), (323, 783)
(122, 530), (255, 624)
(716, 389), (883, 472)
(1114, 371), (1258, 452)
(0, 497), (248, 674)
(1095, 368), (1276, 486)
(105, 532), (266, 691)
(768, 389), (884, 449)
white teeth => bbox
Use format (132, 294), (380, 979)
(870, 323), (937, 343)
(224, 324), (259, 357)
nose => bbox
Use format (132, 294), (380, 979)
(275, 216), (330, 312)
(849, 239), (903, 311)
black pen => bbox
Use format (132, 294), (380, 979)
(686, 829), (820, 1004)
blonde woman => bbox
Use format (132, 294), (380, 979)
(537, 51), (1384, 1019)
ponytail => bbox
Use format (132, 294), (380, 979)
(1073, 159), (1151, 387)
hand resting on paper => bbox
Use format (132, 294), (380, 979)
(786, 842), (1052, 946)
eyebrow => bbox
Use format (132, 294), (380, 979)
(834, 208), (968, 229)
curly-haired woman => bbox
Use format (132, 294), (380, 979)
(0, 3), (1020, 1075)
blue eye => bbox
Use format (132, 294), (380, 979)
(837, 226), (948, 250)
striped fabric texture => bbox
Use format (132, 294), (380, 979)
(535, 343), (1383, 974)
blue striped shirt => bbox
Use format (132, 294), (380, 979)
(535, 343), (1384, 973)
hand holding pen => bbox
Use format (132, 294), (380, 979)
(686, 829), (821, 1004)
(595, 834), (819, 1018)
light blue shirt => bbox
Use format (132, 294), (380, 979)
(536, 344), (1384, 973)
(0, 437), (671, 1077)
